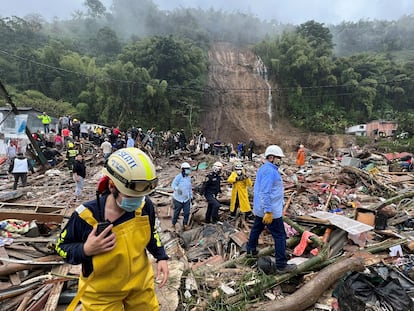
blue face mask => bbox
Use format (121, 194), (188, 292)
(184, 169), (191, 175)
(117, 196), (145, 212)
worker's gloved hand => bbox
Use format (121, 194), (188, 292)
(262, 212), (273, 225)
(177, 189), (183, 195)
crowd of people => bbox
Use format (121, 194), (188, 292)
(2, 110), (311, 309)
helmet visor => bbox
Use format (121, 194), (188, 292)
(106, 164), (158, 193)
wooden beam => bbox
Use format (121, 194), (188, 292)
(43, 264), (71, 311)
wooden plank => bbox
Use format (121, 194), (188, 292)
(43, 264), (71, 311)
(0, 211), (64, 223)
(0, 246), (21, 285)
(0, 202), (65, 210)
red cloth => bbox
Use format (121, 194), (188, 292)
(293, 231), (315, 256)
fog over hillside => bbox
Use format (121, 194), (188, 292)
(1, 0), (414, 25)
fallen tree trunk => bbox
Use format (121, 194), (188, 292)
(262, 257), (365, 311)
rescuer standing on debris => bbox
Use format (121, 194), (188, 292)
(66, 142), (78, 170)
(8, 152), (34, 190)
(171, 162), (193, 231)
(246, 145), (296, 273)
(37, 111), (52, 134)
(72, 154), (86, 200)
(296, 144), (306, 168)
(100, 137), (112, 161)
(227, 161), (253, 220)
(204, 161), (223, 223)
(247, 138), (255, 161)
(55, 147), (169, 311)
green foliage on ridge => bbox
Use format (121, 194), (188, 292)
(1, 1), (414, 136)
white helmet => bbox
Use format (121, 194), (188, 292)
(213, 161), (223, 173)
(265, 145), (285, 158)
(213, 161), (223, 169)
(102, 147), (158, 197)
(234, 162), (243, 170)
(181, 162), (191, 169)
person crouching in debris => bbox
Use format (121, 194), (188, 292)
(55, 147), (169, 311)
(227, 161), (253, 220)
(246, 145), (296, 273)
(171, 162), (193, 231)
(204, 161), (223, 223)
(8, 152), (34, 190)
(73, 154), (86, 201)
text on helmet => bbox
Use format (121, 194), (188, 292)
(117, 150), (138, 169)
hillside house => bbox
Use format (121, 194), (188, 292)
(365, 120), (398, 138)
(0, 107), (59, 137)
(345, 124), (367, 136)
(0, 107), (59, 155)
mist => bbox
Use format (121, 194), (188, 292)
(1, 0), (414, 25)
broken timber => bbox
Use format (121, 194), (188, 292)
(0, 202), (66, 223)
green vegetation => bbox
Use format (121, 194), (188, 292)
(1, 1), (414, 137)
(254, 20), (414, 136)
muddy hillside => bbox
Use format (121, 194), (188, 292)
(200, 42), (354, 153)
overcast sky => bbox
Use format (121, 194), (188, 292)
(1, 0), (413, 25)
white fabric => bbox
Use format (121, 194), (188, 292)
(12, 158), (28, 173)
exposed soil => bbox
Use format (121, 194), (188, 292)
(200, 42), (355, 154)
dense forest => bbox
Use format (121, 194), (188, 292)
(1, 0), (414, 136)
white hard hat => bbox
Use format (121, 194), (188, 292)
(213, 161), (223, 168)
(102, 147), (158, 197)
(265, 145), (285, 158)
(234, 162), (243, 169)
(181, 162), (191, 169)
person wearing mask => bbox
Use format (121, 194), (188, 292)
(171, 162), (193, 231)
(37, 111), (51, 134)
(73, 154), (86, 200)
(227, 162), (253, 220)
(246, 145), (296, 273)
(55, 147), (169, 310)
(8, 152), (34, 190)
(204, 161), (223, 223)
(296, 144), (306, 169)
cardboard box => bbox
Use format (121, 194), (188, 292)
(356, 208), (375, 226)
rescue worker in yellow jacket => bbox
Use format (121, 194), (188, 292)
(56, 147), (169, 311)
(66, 142), (78, 170)
(37, 111), (51, 133)
(227, 162), (253, 220)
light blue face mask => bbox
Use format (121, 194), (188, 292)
(184, 169), (191, 175)
(117, 196), (145, 212)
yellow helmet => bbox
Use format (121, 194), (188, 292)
(68, 142), (74, 148)
(102, 147), (158, 197)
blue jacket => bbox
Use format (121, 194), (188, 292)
(171, 173), (193, 203)
(253, 161), (284, 218)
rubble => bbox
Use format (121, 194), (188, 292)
(0, 145), (413, 310)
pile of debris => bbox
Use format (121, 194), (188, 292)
(0, 146), (413, 310)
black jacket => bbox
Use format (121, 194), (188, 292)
(204, 172), (221, 196)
